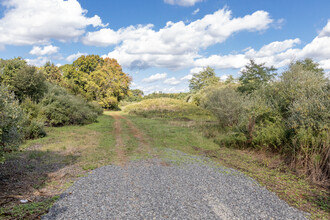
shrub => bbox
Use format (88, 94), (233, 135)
(40, 84), (101, 126)
(200, 86), (247, 127)
(23, 119), (46, 139)
(0, 85), (25, 157)
(124, 98), (213, 121)
(1, 61), (47, 102)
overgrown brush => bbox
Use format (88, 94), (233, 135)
(200, 59), (330, 186)
(124, 98), (214, 121)
(0, 85), (25, 158)
(41, 84), (103, 126)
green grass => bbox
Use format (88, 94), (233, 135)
(123, 98), (215, 121)
(0, 196), (59, 220)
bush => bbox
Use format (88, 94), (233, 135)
(1, 61), (47, 102)
(40, 84), (101, 126)
(124, 98), (213, 121)
(0, 85), (25, 157)
(200, 86), (247, 127)
(23, 119), (46, 139)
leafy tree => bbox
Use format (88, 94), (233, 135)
(0, 57), (26, 84)
(9, 66), (47, 102)
(42, 62), (62, 83)
(86, 58), (131, 108)
(189, 67), (219, 92)
(73, 55), (104, 73)
(131, 89), (144, 97)
(0, 59), (47, 102)
(238, 60), (276, 94)
(292, 58), (324, 75)
(0, 85), (25, 157)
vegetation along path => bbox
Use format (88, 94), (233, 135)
(43, 112), (308, 220)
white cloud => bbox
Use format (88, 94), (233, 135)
(66, 52), (88, 62)
(29, 45), (59, 56)
(0, 0), (105, 46)
(142, 73), (167, 83)
(164, 77), (181, 85)
(195, 54), (248, 69)
(319, 59), (330, 70)
(181, 74), (193, 80)
(164, 0), (203, 7)
(189, 67), (203, 74)
(25, 57), (49, 66)
(95, 8), (273, 69)
(319, 20), (330, 37)
(192, 8), (200, 15)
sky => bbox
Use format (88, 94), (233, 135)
(0, 0), (330, 94)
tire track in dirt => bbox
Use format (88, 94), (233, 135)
(115, 114), (153, 156)
(111, 114), (127, 166)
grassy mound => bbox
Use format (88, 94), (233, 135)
(123, 98), (214, 121)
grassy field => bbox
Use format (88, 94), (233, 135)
(0, 109), (328, 219)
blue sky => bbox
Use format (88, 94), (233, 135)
(1, 0), (330, 94)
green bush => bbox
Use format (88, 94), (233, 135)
(200, 86), (247, 127)
(40, 84), (101, 126)
(124, 98), (214, 121)
(0, 59), (47, 102)
(23, 119), (46, 139)
(0, 85), (25, 156)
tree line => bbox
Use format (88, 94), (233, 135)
(0, 55), (131, 160)
(188, 59), (329, 185)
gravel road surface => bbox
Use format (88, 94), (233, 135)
(43, 150), (308, 220)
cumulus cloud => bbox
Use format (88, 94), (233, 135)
(164, 77), (181, 85)
(92, 8), (273, 69)
(193, 21), (330, 71)
(142, 73), (167, 83)
(66, 52), (88, 62)
(0, 0), (105, 46)
(164, 0), (203, 7)
(30, 45), (59, 56)
(181, 74), (193, 80)
(25, 57), (49, 66)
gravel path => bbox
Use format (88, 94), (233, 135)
(43, 149), (308, 220)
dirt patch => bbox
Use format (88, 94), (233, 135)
(120, 115), (155, 158)
(111, 114), (128, 166)
(0, 145), (83, 210)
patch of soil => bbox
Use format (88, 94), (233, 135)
(0, 144), (84, 214)
(111, 114), (128, 166)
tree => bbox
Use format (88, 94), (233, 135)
(189, 67), (219, 92)
(86, 58), (131, 109)
(0, 85), (25, 157)
(0, 59), (47, 102)
(238, 60), (277, 94)
(42, 62), (62, 83)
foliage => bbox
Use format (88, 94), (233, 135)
(201, 86), (246, 127)
(237, 59), (276, 94)
(0, 59), (47, 102)
(61, 56), (131, 109)
(124, 98), (214, 121)
(123, 89), (144, 102)
(0, 85), (25, 157)
(42, 62), (62, 84)
(199, 59), (329, 185)
(40, 84), (102, 126)
(189, 66), (219, 93)
(86, 58), (131, 109)
(143, 92), (189, 101)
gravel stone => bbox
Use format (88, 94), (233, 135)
(43, 149), (308, 220)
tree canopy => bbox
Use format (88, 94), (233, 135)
(238, 59), (277, 94)
(189, 67), (219, 93)
(61, 55), (131, 109)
